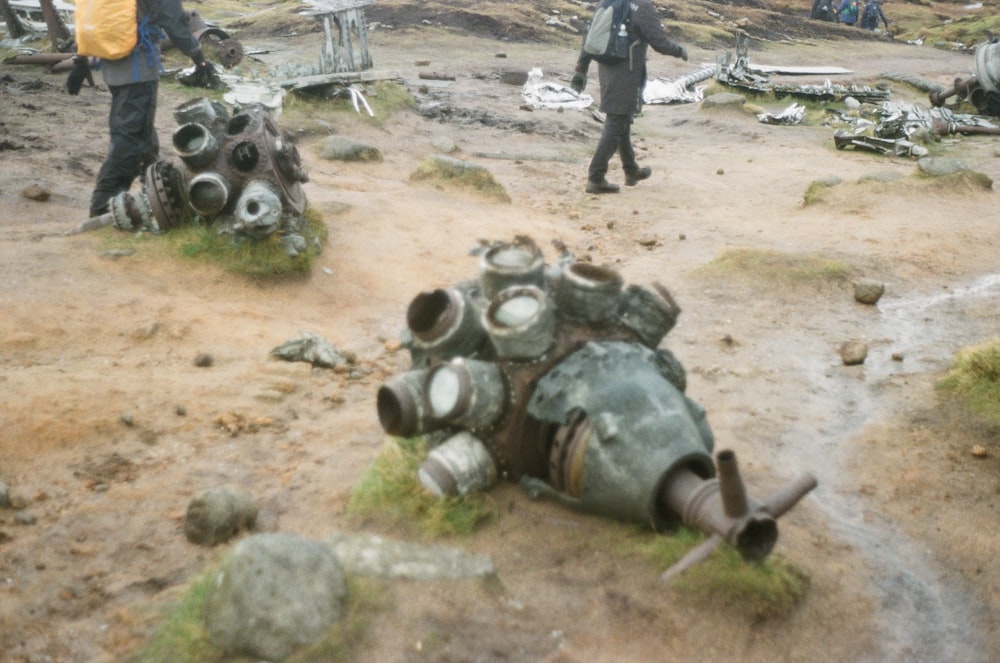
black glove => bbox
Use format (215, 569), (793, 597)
(571, 71), (586, 94)
(185, 49), (222, 89)
(677, 45), (689, 62)
(66, 56), (91, 95)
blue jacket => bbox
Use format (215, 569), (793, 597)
(836, 0), (860, 24)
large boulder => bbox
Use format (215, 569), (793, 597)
(204, 533), (347, 661)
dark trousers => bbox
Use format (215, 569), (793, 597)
(90, 80), (159, 216)
(588, 112), (638, 183)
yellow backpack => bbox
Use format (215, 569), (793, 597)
(74, 0), (137, 60)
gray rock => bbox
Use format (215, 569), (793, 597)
(431, 135), (457, 153)
(840, 341), (869, 366)
(854, 279), (885, 305)
(205, 533), (347, 661)
(702, 92), (746, 107)
(813, 175), (843, 188)
(326, 531), (496, 580)
(858, 171), (904, 184)
(316, 136), (383, 162)
(270, 331), (347, 368)
(22, 184), (50, 201)
(917, 156), (967, 177)
(184, 487), (258, 546)
(0, 481), (9, 509)
(843, 96), (861, 109)
(14, 511), (36, 525)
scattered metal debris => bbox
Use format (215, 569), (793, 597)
(644, 65), (714, 105)
(928, 40), (1000, 117)
(757, 102), (806, 125)
(717, 33), (890, 104)
(833, 130), (928, 157)
(520, 67), (592, 110)
(376, 237), (816, 576)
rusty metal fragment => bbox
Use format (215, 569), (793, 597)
(376, 238), (817, 573)
(928, 40), (1000, 117)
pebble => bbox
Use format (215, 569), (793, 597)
(971, 445), (987, 458)
(22, 184), (50, 201)
(194, 353), (214, 367)
(840, 341), (868, 366)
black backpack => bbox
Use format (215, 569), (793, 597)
(582, 0), (633, 64)
(860, 1), (880, 28)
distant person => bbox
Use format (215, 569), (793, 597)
(860, 0), (889, 31)
(570, 0), (688, 194)
(66, 0), (220, 219)
(836, 0), (861, 26)
(811, 0), (837, 22)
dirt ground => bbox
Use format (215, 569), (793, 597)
(1, 9), (999, 663)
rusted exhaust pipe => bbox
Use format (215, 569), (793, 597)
(406, 288), (487, 360)
(425, 358), (507, 430)
(173, 123), (220, 169)
(716, 449), (748, 518)
(377, 369), (438, 437)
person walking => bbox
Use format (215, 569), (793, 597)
(835, 0), (862, 26)
(859, 0), (889, 31)
(570, 0), (688, 194)
(66, 0), (219, 218)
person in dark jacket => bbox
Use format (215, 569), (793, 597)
(859, 0), (889, 31)
(66, 0), (219, 217)
(571, 0), (688, 194)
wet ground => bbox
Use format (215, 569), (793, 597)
(1, 10), (999, 663)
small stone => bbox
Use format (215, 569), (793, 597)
(0, 481), (10, 508)
(121, 412), (135, 426)
(384, 339), (402, 353)
(638, 235), (657, 247)
(678, 233), (686, 240)
(840, 341), (868, 366)
(194, 353), (214, 367)
(891, 352), (904, 362)
(971, 445), (987, 458)
(22, 184), (50, 201)
(854, 279), (885, 305)
(175, 404), (187, 416)
(14, 511), (36, 525)
(844, 96), (861, 109)
(716, 168), (725, 175)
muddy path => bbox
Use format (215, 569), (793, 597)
(1, 19), (999, 663)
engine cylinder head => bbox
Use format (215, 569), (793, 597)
(406, 288), (487, 360)
(484, 286), (555, 360)
(188, 172), (231, 217)
(418, 432), (497, 497)
(479, 241), (545, 299)
(173, 122), (219, 170)
(425, 358), (507, 430)
(555, 262), (624, 323)
(377, 369), (437, 437)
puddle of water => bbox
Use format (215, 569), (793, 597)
(767, 273), (1000, 662)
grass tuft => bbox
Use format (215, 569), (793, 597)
(702, 247), (853, 285)
(409, 157), (511, 202)
(347, 437), (496, 538)
(638, 529), (810, 619)
(938, 339), (1000, 425)
(138, 571), (222, 663)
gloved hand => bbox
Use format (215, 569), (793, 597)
(677, 45), (689, 62)
(66, 56), (91, 95)
(571, 71), (586, 94)
(186, 49), (222, 89)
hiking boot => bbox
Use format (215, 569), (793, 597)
(625, 166), (652, 186)
(586, 179), (620, 194)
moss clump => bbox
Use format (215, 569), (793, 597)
(640, 529), (811, 619)
(703, 247), (853, 285)
(138, 571), (222, 663)
(348, 437), (496, 538)
(409, 156), (511, 202)
(938, 339), (1000, 425)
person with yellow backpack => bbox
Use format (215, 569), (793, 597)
(66, 0), (220, 218)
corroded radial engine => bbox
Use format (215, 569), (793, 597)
(376, 237), (817, 569)
(84, 98), (314, 255)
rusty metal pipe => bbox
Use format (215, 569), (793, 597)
(717, 449), (749, 518)
(929, 75), (978, 107)
(38, 0), (71, 50)
(762, 472), (819, 518)
(930, 118), (1000, 137)
(377, 369), (439, 437)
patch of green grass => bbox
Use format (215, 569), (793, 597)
(287, 577), (391, 663)
(638, 529), (810, 619)
(803, 178), (834, 206)
(702, 247), (853, 285)
(97, 208), (327, 279)
(409, 157), (511, 202)
(938, 339), (1000, 425)
(918, 169), (994, 192)
(139, 571), (388, 663)
(138, 571), (223, 663)
(347, 437), (496, 538)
